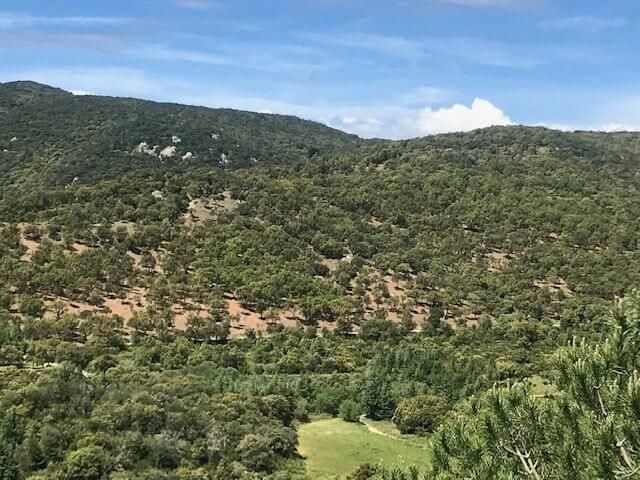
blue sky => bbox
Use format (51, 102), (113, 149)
(0, 0), (638, 138)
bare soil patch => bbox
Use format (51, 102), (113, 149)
(183, 191), (239, 226)
(485, 250), (511, 273)
(534, 277), (573, 296)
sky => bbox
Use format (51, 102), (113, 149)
(0, 0), (638, 139)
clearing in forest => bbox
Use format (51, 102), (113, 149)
(298, 418), (430, 479)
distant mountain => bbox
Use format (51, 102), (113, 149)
(0, 81), (361, 187)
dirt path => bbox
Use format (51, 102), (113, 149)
(357, 415), (431, 451)
(357, 415), (397, 440)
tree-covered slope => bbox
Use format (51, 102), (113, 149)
(0, 81), (360, 188)
(3, 84), (640, 331)
(3, 82), (640, 479)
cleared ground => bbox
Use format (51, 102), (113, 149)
(298, 418), (430, 479)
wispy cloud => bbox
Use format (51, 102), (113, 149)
(299, 32), (568, 69)
(299, 32), (427, 60)
(425, 37), (542, 68)
(400, 86), (453, 105)
(0, 12), (131, 29)
(0, 31), (123, 52)
(125, 42), (335, 75)
(425, 36), (605, 68)
(431, 0), (539, 8)
(174, 0), (216, 9)
(540, 16), (628, 33)
(127, 45), (232, 66)
(0, 67), (183, 99)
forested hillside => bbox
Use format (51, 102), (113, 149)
(1, 81), (640, 479)
(0, 81), (360, 188)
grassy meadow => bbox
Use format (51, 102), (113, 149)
(298, 418), (430, 479)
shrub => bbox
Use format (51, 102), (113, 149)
(338, 399), (361, 423)
(392, 394), (449, 434)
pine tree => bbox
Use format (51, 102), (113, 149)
(429, 290), (640, 479)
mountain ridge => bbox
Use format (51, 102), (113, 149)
(4, 81), (639, 148)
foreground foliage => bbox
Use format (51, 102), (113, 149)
(356, 291), (640, 479)
(430, 291), (640, 479)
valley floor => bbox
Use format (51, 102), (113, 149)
(298, 418), (431, 479)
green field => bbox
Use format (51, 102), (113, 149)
(298, 418), (430, 479)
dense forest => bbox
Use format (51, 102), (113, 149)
(1, 81), (640, 479)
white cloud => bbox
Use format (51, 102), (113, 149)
(418, 98), (512, 134)
(540, 16), (627, 32)
(0, 12), (131, 29)
(125, 42), (332, 75)
(301, 31), (596, 69)
(596, 124), (640, 132)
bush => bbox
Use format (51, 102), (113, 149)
(58, 446), (112, 480)
(19, 296), (44, 318)
(338, 399), (361, 423)
(0, 291), (12, 311)
(392, 394), (449, 434)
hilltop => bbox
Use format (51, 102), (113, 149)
(0, 81), (360, 187)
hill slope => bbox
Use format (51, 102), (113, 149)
(4, 82), (640, 479)
(0, 81), (360, 187)
(2, 82), (640, 332)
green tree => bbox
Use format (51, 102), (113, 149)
(18, 296), (44, 318)
(361, 363), (395, 420)
(431, 290), (640, 479)
(392, 394), (449, 434)
(58, 446), (112, 480)
(0, 441), (18, 480)
(0, 292), (12, 312)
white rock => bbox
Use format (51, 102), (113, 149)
(181, 152), (193, 161)
(211, 133), (220, 140)
(220, 153), (229, 164)
(10, 136), (17, 142)
(172, 135), (182, 144)
(151, 190), (164, 199)
(133, 142), (148, 153)
(159, 146), (177, 159)
(133, 142), (158, 156)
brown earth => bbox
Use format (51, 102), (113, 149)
(183, 191), (238, 227)
(485, 250), (511, 273)
(534, 278), (573, 296)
